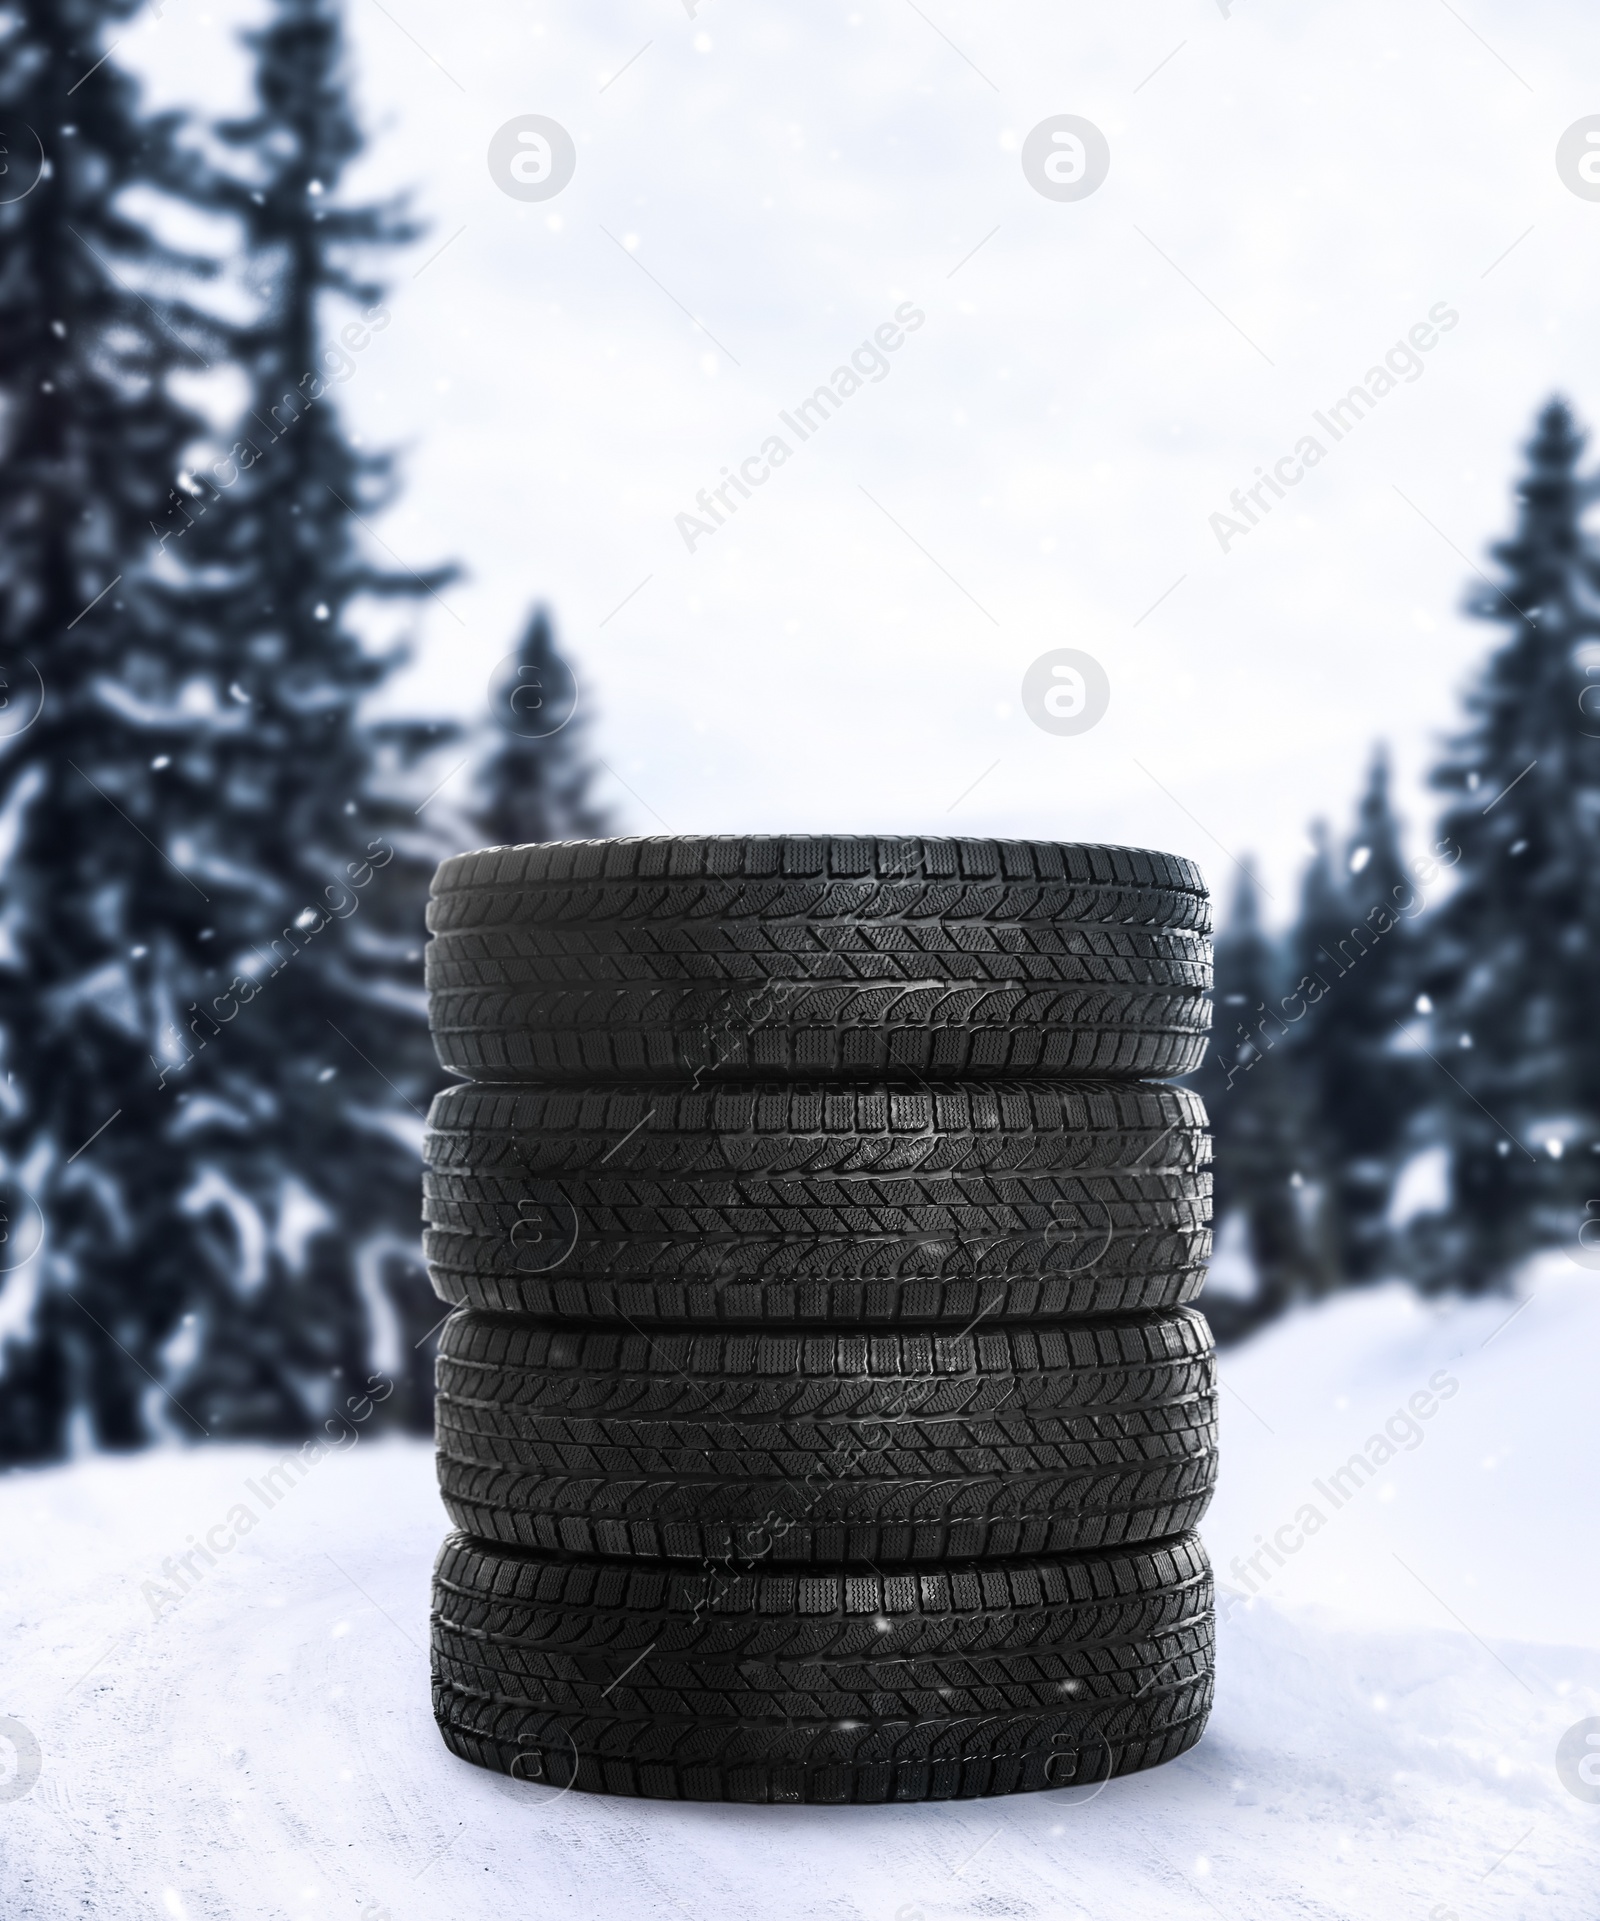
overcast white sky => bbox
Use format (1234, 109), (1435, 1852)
(128, 0), (1600, 914)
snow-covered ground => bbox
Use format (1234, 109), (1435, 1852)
(1, 1269), (1596, 1920)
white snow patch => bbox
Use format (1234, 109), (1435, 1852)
(179, 1166), (267, 1294)
(1389, 1144), (1449, 1226)
(353, 1234), (411, 1377)
(1207, 1268), (1598, 1645)
(1201, 1207), (1256, 1300)
(274, 1176), (332, 1271)
(0, 1278), (1593, 1917)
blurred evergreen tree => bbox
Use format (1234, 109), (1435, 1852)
(146, 0), (457, 1436)
(1412, 397), (1600, 1290)
(0, 0), (230, 1458)
(0, 0), (456, 1463)
(472, 606), (607, 848)
(1192, 861), (1328, 1342)
(1285, 751), (1427, 1283)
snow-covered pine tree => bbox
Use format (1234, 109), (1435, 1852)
(1284, 819), (1349, 1018)
(472, 606), (607, 848)
(1285, 751), (1426, 1283)
(1338, 748), (1433, 1275)
(1277, 820), (1350, 1281)
(1413, 398), (1600, 1291)
(1192, 861), (1328, 1341)
(134, 0), (460, 1437)
(0, 1), (238, 1459)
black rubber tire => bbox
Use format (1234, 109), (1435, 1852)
(424, 1079), (1209, 1236)
(424, 1079), (1210, 1178)
(429, 978), (1209, 1085)
(434, 1308), (1216, 1563)
(425, 921), (1210, 992)
(423, 1165), (1210, 1249)
(424, 1229), (1213, 1337)
(428, 837), (1212, 936)
(427, 839), (1210, 1085)
(421, 1079), (1213, 1324)
(431, 1530), (1215, 1803)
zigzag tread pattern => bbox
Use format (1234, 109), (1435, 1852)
(430, 986), (1210, 1084)
(435, 1392), (1218, 1461)
(433, 1312), (1216, 1472)
(427, 918), (1209, 957)
(422, 1212), (1211, 1274)
(432, 1700), (1211, 1803)
(424, 929), (1212, 993)
(424, 1136), (1210, 1183)
(424, 1256), (1212, 1325)
(436, 1457), (1216, 1563)
(420, 1172), (1212, 1248)
(429, 981), (1208, 1031)
(429, 881), (1212, 940)
(426, 1078), (1209, 1154)
(430, 837), (1207, 912)
(436, 1306), (1214, 1379)
(433, 1527), (1213, 1627)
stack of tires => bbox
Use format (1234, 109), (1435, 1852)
(422, 836), (1218, 1805)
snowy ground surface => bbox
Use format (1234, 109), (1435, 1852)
(2, 1268), (1597, 1920)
